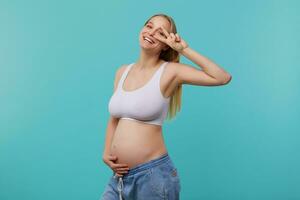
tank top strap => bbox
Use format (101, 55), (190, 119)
(117, 63), (134, 89)
(152, 61), (168, 85)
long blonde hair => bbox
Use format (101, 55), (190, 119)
(143, 13), (182, 121)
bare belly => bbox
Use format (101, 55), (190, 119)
(110, 119), (168, 169)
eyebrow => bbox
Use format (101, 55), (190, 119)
(146, 22), (164, 31)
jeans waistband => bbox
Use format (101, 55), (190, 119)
(113, 153), (170, 200)
(114, 152), (170, 178)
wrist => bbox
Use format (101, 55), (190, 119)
(179, 46), (189, 55)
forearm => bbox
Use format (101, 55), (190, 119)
(103, 117), (119, 155)
(180, 47), (231, 81)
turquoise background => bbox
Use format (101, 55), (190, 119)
(1, 0), (299, 199)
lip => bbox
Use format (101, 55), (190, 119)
(143, 35), (155, 44)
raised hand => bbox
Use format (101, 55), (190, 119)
(153, 26), (189, 53)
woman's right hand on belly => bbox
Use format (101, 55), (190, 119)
(102, 153), (129, 177)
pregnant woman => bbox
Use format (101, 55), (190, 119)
(100, 13), (232, 200)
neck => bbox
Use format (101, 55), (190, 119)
(135, 49), (163, 69)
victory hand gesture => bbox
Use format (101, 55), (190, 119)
(153, 26), (189, 53)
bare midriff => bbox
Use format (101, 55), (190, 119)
(110, 118), (168, 169)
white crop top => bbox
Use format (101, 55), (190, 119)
(108, 61), (170, 126)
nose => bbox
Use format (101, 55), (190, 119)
(149, 31), (155, 36)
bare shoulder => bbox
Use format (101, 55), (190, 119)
(115, 64), (128, 79)
(113, 64), (130, 91)
(164, 61), (179, 76)
(164, 61), (183, 84)
(166, 61), (187, 74)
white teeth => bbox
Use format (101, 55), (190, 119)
(144, 36), (154, 44)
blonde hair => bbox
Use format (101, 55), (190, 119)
(143, 13), (182, 121)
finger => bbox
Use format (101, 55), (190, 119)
(170, 33), (176, 40)
(117, 169), (129, 174)
(117, 171), (129, 175)
(160, 26), (170, 37)
(153, 34), (166, 43)
(153, 37), (168, 46)
(170, 33), (177, 43)
(112, 163), (129, 168)
(116, 167), (130, 171)
(175, 33), (181, 42)
(108, 155), (117, 160)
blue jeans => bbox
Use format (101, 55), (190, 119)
(100, 153), (181, 200)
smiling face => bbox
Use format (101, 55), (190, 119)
(139, 16), (171, 53)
